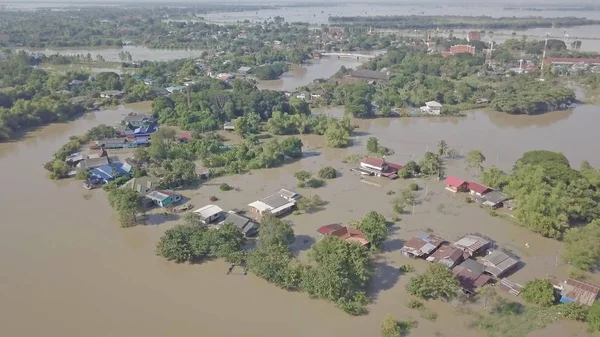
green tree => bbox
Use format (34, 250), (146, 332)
(419, 152), (441, 176)
(318, 166), (337, 179)
(161, 158), (196, 188)
(588, 301), (600, 331)
(406, 264), (460, 300)
(466, 150), (486, 173)
(437, 140), (448, 157)
(280, 136), (303, 158)
(367, 137), (380, 153)
(156, 225), (203, 263)
(294, 170), (312, 183)
(481, 165), (508, 189)
(301, 235), (371, 315)
(404, 160), (420, 175)
(296, 195), (324, 213)
(447, 148), (459, 159)
(325, 121), (351, 148)
(353, 211), (388, 250)
(258, 214), (295, 247)
(562, 220), (600, 270)
(521, 279), (556, 307)
(107, 188), (144, 228)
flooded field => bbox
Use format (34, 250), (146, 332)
(257, 58), (364, 91)
(14, 45), (204, 62)
(1, 100), (599, 337)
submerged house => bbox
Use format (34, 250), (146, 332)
(467, 182), (492, 197)
(556, 279), (600, 307)
(193, 204), (224, 224)
(452, 259), (493, 295)
(481, 250), (519, 278)
(89, 137), (142, 150)
(218, 211), (259, 237)
(452, 234), (491, 258)
(401, 234), (445, 258)
(482, 191), (509, 209)
(89, 162), (132, 184)
(248, 189), (299, 220)
(123, 114), (157, 128)
(121, 176), (160, 195)
(358, 157), (403, 179)
(146, 190), (182, 208)
(445, 176), (468, 193)
(426, 244), (465, 268)
(420, 101), (443, 115)
(316, 224), (370, 247)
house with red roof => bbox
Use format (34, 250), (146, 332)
(316, 224), (369, 247)
(445, 176), (468, 193)
(177, 131), (193, 143)
(359, 156), (403, 179)
(467, 182), (492, 197)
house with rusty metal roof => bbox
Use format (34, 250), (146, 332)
(426, 244), (464, 268)
(557, 279), (600, 306)
(481, 250), (519, 278)
(452, 234), (491, 258)
(452, 259), (493, 295)
(400, 234), (445, 258)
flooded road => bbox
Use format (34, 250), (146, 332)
(0, 100), (597, 337)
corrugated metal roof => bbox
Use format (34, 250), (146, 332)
(561, 279), (600, 306)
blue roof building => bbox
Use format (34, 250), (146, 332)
(89, 162), (133, 183)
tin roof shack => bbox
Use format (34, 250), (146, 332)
(452, 234), (491, 258)
(557, 279), (600, 306)
(146, 190), (182, 208)
(248, 189), (299, 220)
(316, 224), (369, 247)
(122, 176), (160, 195)
(445, 176), (468, 193)
(193, 204), (224, 224)
(452, 259), (493, 295)
(350, 69), (390, 84)
(482, 191), (508, 209)
(420, 101), (443, 115)
(401, 234), (445, 258)
(218, 211), (259, 237)
(359, 157), (403, 179)
(467, 182), (492, 197)
(426, 244), (465, 268)
(223, 121), (235, 131)
(481, 250), (519, 278)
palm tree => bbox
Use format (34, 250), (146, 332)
(437, 140), (448, 158)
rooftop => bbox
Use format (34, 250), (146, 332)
(453, 234), (491, 256)
(453, 259), (493, 293)
(481, 250), (519, 277)
(467, 182), (492, 195)
(146, 190), (180, 202)
(351, 69), (389, 81)
(483, 190), (508, 204)
(445, 176), (466, 187)
(122, 176), (160, 194)
(401, 234), (445, 257)
(193, 204), (224, 220)
(425, 101), (443, 108)
(219, 212), (258, 236)
(362, 156), (386, 168)
(77, 157), (109, 170)
(317, 224), (344, 235)
(560, 279), (600, 306)
(124, 114), (153, 122)
(426, 244), (464, 268)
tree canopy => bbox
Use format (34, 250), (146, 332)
(520, 279), (556, 307)
(406, 264), (460, 300)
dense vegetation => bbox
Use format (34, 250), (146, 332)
(328, 15), (600, 30)
(521, 279), (557, 307)
(491, 78), (575, 115)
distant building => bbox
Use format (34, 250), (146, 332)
(426, 244), (464, 268)
(481, 250), (519, 278)
(467, 31), (481, 42)
(420, 101), (443, 115)
(121, 176), (160, 195)
(89, 162), (132, 184)
(482, 191), (508, 209)
(467, 182), (492, 197)
(359, 156), (403, 179)
(165, 86), (186, 94)
(223, 121), (235, 131)
(237, 66), (252, 74)
(443, 45), (476, 57)
(99, 90), (124, 98)
(452, 234), (491, 258)
(350, 69), (390, 83)
(401, 234), (445, 258)
(146, 190), (182, 208)
(218, 211), (259, 237)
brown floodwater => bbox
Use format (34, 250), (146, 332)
(1, 100), (597, 337)
(14, 46), (205, 62)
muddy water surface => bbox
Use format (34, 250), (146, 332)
(15, 45), (205, 62)
(1, 101), (598, 337)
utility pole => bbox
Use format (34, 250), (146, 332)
(186, 85), (191, 108)
(541, 32), (549, 72)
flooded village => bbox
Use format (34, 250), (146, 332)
(2, 3), (600, 337)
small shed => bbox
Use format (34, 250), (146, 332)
(482, 191), (508, 209)
(224, 121), (235, 131)
(467, 182), (492, 197)
(420, 101), (443, 115)
(219, 211), (259, 237)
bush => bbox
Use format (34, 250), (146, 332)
(489, 210), (499, 217)
(465, 196), (473, 203)
(392, 202), (404, 214)
(567, 267), (585, 280)
(305, 178), (325, 188)
(219, 183), (232, 191)
(209, 196), (219, 202)
(409, 183), (419, 191)
(521, 279), (556, 307)
(399, 264), (415, 273)
(75, 169), (90, 180)
(318, 166), (338, 179)
(407, 299), (423, 309)
(386, 190), (395, 195)
(421, 309), (437, 321)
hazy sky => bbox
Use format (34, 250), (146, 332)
(4, 0), (600, 4)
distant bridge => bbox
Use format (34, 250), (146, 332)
(318, 52), (376, 59)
